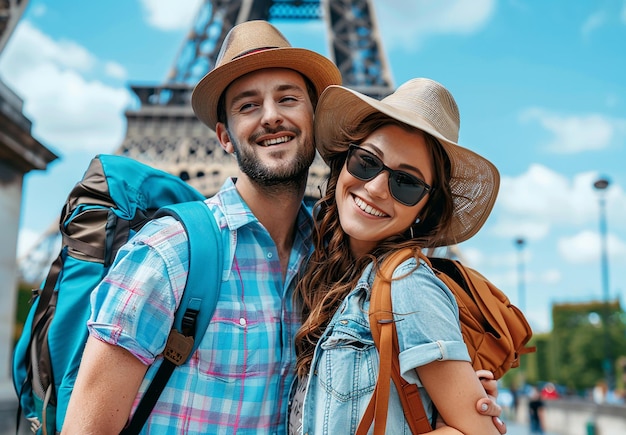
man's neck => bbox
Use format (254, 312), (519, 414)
(234, 176), (306, 277)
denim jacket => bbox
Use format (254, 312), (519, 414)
(300, 256), (470, 434)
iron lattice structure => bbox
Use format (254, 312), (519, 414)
(19, 0), (398, 284)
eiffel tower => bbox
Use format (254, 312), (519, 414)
(18, 0), (395, 284)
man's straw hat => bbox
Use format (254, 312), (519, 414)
(314, 78), (500, 247)
(192, 20), (342, 131)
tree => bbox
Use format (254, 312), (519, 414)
(548, 301), (626, 392)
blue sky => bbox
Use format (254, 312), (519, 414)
(1, 0), (625, 333)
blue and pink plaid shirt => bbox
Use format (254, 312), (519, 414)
(88, 178), (313, 434)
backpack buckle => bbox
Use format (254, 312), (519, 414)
(163, 330), (194, 366)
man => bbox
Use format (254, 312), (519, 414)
(63, 20), (504, 434)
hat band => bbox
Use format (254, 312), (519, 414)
(232, 46), (280, 60)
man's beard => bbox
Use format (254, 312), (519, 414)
(231, 129), (315, 191)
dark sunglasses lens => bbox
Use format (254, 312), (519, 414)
(347, 148), (383, 180)
(390, 174), (426, 206)
(347, 146), (428, 206)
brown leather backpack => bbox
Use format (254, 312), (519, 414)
(357, 248), (535, 434)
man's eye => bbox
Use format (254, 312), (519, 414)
(280, 95), (298, 103)
(239, 102), (256, 111)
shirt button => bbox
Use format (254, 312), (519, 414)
(340, 320), (348, 325)
(267, 252), (273, 259)
(239, 317), (246, 326)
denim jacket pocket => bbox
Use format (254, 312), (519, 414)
(316, 316), (378, 400)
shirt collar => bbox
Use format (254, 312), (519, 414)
(210, 177), (314, 238)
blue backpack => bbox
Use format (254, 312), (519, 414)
(12, 154), (223, 434)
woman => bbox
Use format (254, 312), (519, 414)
(291, 78), (501, 434)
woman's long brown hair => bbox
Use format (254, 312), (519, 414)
(294, 113), (454, 377)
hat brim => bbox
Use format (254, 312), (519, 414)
(192, 47), (342, 131)
(314, 85), (500, 247)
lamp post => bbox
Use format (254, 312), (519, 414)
(515, 237), (527, 376)
(515, 238), (526, 312)
(593, 177), (613, 391)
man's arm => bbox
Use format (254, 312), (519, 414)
(61, 336), (148, 434)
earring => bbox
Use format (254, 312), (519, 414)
(409, 226), (415, 239)
(415, 217), (421, 224)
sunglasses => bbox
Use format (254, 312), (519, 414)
(345, 144), (432, 206)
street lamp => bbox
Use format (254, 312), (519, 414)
(514, 238), (526, 312)
(593, 177), (613, 391)
(514, 238), (527, 375)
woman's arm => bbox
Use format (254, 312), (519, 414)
(434, 370), (506, 433)
(418, 361), (501, 435)
(391, 264), (504, 434)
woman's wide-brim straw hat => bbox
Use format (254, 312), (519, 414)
(314, 78), (500, 247)
(192, 20), (342, 131)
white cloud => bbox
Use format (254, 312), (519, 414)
(0, 21), (95, 78)
(29, 4), (47, 18)
(558, 230), (626, 264)
(581, 11), (606, 39)
(459, 246), (483, 267)
(0, 21), (131, 154)
(540, 269), (562, 285)
(17, 225), (62, 284)
(17, 228), (41, 259)
(474, 249), (548, 288)
(520, 107), (626, 154)
(525, 310), (552, 333)
(139, 0), (203, 31)
(373, 0), (496, 51)
(105, 61), (128, 80)
(493, 166), (626, 242)
(495, 165), (575, 236)
(492, 219), (550, 241)
(23, 66), (130, 151)
(52, 40), (97, 71)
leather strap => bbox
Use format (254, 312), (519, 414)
(356, 249), (432, 434)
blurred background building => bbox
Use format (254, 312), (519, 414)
(0, 0), (57, 395)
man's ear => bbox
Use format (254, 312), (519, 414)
(216, 122), (235, 154)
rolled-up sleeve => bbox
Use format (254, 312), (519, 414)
(390, 260), (470, 384)
(88, 217), (189, 365)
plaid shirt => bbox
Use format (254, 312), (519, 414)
(88, 178), (313, 434)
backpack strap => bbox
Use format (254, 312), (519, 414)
(356, 248), (432, 435)
(121, 200), (223, 434)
